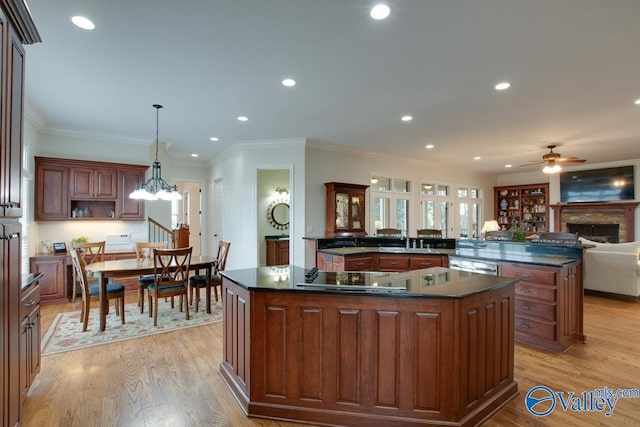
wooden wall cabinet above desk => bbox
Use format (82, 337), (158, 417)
(35, 157), (148, 221)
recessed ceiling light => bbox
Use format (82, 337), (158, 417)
(210, 137), (219, 142)
(635, 98), (640, 105)
(425, 144), (434, 149)
(401, 115), (413, 122)
(505, 164), (513, 168)
(370, 4), (391, 20)
(71, 16), (95, 30)
(473, 156), (481, 160)
(191, 153), (199, 158)
(282, 78), (296, 87)
(494, 82), (511, 91)
(237, 116), (248, 122)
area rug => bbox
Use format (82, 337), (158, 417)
(42, 300), (223, 356)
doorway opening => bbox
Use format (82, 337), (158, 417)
(257, 169), (290, 266)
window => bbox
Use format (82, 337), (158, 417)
(457, 186), (482, 239)
(420, 183), (450, 237)
(370, 175), (410, 236)
(20, 145), (31, 279)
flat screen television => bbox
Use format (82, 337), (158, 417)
(560, 166), (635, 203)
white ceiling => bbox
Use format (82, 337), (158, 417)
(23, 0), (640, 174)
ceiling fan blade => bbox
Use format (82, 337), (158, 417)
(519, 161), (544, 167)
(557, 157), (587, 163)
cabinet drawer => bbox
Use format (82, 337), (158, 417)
(21, 285), (41, 319)
(515, 316), (556, 340)
(515, 297), (556, 322)
(410, 256), (443, 269)
(515, 282), (556, 302)
(345, 256), (373, 271)
(379, 256), (410, 271)
(500, 263), (557, 285)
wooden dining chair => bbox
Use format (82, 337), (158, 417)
(148, 247), (192, 326)
(376, 228), (402, 237)
(70, 248), (125, 332)
(189, 241), (230, 312)
(417, 229), (442, 238)
(71, 241), (106, 303)
(135, 241), (168, 314)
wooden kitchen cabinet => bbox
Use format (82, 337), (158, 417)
(378, 255), (410, 271)
(410, 254), (448, 269)
(35, 157), (147, 221)
(499, 261), (582, 352)
(19, 283), (41, 403)
(325, 182), (368, 237)
(266, 238), (289, 266)
(70, 166), (117, 199)
(30, 255), (67, 303)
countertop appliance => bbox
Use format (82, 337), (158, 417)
(105, 233), (133, 252)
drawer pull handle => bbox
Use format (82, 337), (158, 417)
(519, 323), (534, 329)
(520, 305), (531, 310)
(24, 300), (37, 307)
(519, 274), (532, 278)
(356, 262), (365, 266)
(520, 288), (534, 294)
(389, 261), (399, 265)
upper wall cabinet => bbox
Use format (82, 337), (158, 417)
(325, 182), (369, 237)
(35, 157), (148, 221)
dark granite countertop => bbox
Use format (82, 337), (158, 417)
(317, 247), (456, 256)
(221, 266), (517, 299)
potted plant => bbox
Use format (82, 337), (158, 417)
(71, 236), (89, 249)
(509, 227), (527, 242)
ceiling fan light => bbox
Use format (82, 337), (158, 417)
(543, 164), (562, 174)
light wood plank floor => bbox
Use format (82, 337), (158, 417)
(22, 295), (640, 426)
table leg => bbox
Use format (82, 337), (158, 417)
(99, 272), (108, 331)
(206, 264), (212, 313)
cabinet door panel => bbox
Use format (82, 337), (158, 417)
(35, 163), (69, 220)
(95, 168), (117, 199)
(117, 169), (145, 219)
(378, 255), (410, 271)
(30, 257), (67, 303)
(69, 167), (93, 199)
(345, 256), (373, 271)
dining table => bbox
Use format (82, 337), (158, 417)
(85, 255), (219, 331)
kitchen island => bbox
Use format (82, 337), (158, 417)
(220, 266), (518, 427)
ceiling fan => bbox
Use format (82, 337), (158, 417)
(521, 144), (587, 174)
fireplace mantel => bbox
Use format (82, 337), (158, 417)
(550, 201), (639, 242)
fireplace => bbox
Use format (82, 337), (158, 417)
(567, 223), (620, 243)
(551, 201), (639, 243)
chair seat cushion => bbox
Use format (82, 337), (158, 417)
(138, 275), (155, 286)
(190, 274), (221, 287)
(148, 283), (186, 293)
(88, 283), (125, 296)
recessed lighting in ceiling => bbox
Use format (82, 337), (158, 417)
(425, 144), (434, 149)
(282, 78), (296, 87)
(473, 156), (481, 160)
(505, 164), (513, 168)
(191, 153), (199, 158)
(210, 137), (219, 142)
(401, 115), (412, 122)
(370, 4), (391, 20)
(237, 116), (248, 122)
(494, 82), (511, 91)
(635, 98), (640, 105)
(71, 16), (95, 30)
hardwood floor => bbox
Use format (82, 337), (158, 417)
(22, 295), (640, 426)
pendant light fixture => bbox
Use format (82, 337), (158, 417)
(129, 104), (182, 201)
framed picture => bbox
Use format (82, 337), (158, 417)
(53, 242), (67, 253)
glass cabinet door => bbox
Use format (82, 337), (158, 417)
(351, 194), (365, 229)
(335, 193), (349, 229)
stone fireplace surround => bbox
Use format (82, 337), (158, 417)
(551, 201), (639, 243)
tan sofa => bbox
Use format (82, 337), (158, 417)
(579, 237), (640, 300)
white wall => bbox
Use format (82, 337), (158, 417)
(304, 142), (498, 266)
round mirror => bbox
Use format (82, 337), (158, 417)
(267, 201), (289, 230)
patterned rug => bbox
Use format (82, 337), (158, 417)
(41, 300), (223, 355)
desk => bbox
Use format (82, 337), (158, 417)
(86, 255), (218, 331)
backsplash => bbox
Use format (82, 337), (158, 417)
(34, 221), (147, 255)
